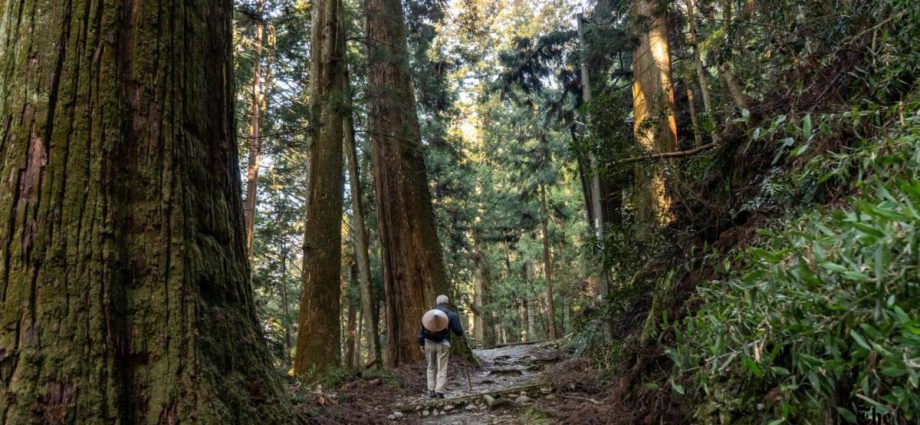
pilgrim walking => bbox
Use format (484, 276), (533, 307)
(419, 295), (465, 398)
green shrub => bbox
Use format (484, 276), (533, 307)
(670, 114), (920, 424)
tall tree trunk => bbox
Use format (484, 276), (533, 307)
(344, 269), (358, 369)
(343, 65), (382, 367)
(719, 0), (749, 112)
(563, 300), (571, 336)
(365, 0), (451, 367)
(280, 242), (293, 366)
(685, 0), (715, 137)
(0, 1), (298, 422)
(473, 261), (485, 343)
(577, 15), (613, 338)
(518, 296), (530, 342)
(524, 300), (534, 342)
(686, 84), (703, 146)
(631, 0), (677, 227)
(355, 306), (364, 365)
(245, 0), (266, 257)
(473, 283), (484, 340)
(522, 262), (535, 341)
(472, 245), (494, 347)
(295, 0), (347, 374)
(570, 129), (596, 228)
(471, 257), (485, 345)
(539, 184), (558, 339)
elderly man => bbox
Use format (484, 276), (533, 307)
(418, 295), (465, 398)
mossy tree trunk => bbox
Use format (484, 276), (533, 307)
(685, 0), (716, 144)
(0, 0), (299, 423)
(631, 0), (677, 227)
(364, 0), (450, 367)
(294, 0), (346, 374)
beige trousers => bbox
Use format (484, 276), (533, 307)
(425, 340), (450, 392)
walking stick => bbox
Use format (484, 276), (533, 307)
(463, 359), (473, 391)
(462, 337), (474, 391)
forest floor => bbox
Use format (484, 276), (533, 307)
(301, 341), (614, 424)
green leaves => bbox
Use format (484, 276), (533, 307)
(671, 161), (920, 422)
(669, 379), (686, 395)
(836, 407), (858, 423)
(849, 330), (871, 351)
(742, 355), (764, 378)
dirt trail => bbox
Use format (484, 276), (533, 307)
(391, 342), (565, 424)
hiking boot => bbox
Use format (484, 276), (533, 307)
(436, 392), (445, 399)
(429, 391), (437, 399)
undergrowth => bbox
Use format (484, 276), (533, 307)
(292, 366), (401, 393)
(669, 101), (920, 424)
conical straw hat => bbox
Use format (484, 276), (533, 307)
(422, 309), (449, 332)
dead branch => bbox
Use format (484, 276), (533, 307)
(559, 394), (603, 405)
(610, 142), (718, 167)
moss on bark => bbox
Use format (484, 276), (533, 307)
(294, 0), (347, 375)
(0, 1), (299, 423)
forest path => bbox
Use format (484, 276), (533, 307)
(392, 342), (565, 424)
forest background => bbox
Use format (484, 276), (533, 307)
(236, 0), (919, 422)
(0, 0), (914, 423)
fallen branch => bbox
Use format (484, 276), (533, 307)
(559, 394), (603, 405)
(610, 142), (718, 167)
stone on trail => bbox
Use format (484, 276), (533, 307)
(514, 395), (532, 404)
(483, 394), (496, 407)
(391, 343), (569, 420)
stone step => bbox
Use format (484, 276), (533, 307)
(394, 382), (550, 414)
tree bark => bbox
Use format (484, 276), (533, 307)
(687, 86), (703, 147)
(343, 65), (382, 367)
(631, 0), (677, 227)
(719, 0), (750, 112)
(473, 273), (485, 342)
(244, 0), (266, 257)
(355, 306), (364, 365)
(0, 0), (298, 423)
(472, 243), (494, 347)
(539, 184), (557, 340)
(685, 0), (715, 136)
(295, 0), (347, 374)
(518, 296), (528, 343)
(521, 262), (535, 341)
(344, 268), (358, 369)
(280, 242), (293, 366)
(577, 15), (613, 338)
(364, 0), (450, 367)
